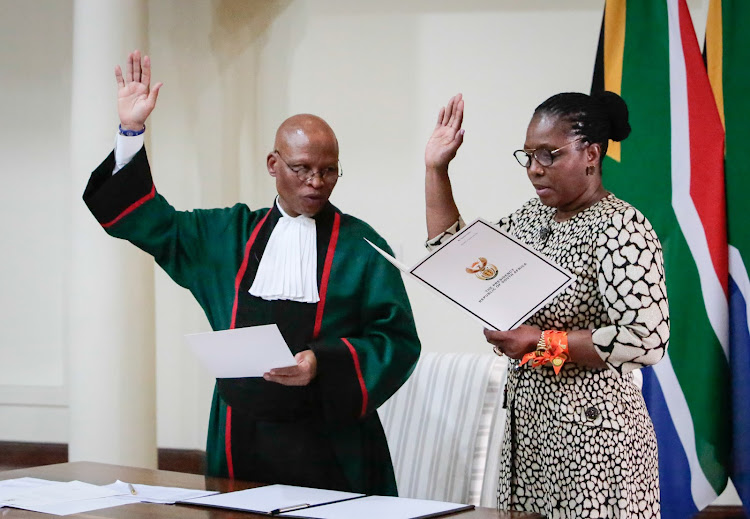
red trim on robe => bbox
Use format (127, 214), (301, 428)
(341, 338), (368, 418)
(225, 406), (234, 479)
(225, 208), (271, 479)
(230, 209), (272, 329)
(313, 213), (341, 339)
(101, 185), (156, 228)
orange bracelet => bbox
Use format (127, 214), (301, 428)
(520, 330), (569, 375)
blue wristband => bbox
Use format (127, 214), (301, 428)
(119, 124), (146, 137)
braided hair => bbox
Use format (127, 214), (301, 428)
(534, 91), (631, 161)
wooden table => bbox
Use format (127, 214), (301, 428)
(0, 462), (542, 518)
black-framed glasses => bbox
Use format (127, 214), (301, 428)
(513, 139), (581, 168)
(274, 150), (343, 183)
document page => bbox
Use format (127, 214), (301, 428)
(182, 484), (364, 514)
(105, 480), (219, 504)
(369, 218), (574, 330)
(280, 495), (473, 519)
(185, 324), (297, 378)
(0, 480), (128, 515)
(0, 478), (57, 506)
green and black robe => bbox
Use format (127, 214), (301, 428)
(83, 147), (421, 495)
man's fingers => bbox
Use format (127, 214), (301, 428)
(148, 82), (163, 105)
(141, 55), (151, 86)
(115, 65), (125, 88)
(267, 365), (300, 377)
(132, 50), (142, 82)
(126, 52), (134, 83)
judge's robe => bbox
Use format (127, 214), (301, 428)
(82, 147), (421, 495)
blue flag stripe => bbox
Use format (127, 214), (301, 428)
(642, 366), (700, 518)
(729, 247), (750, 508)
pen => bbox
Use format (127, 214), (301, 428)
(128, 483), (138, 495)
(270, 503), (309, 515)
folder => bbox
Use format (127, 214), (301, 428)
(180, 485), (364, 515)
(180, 484), (473, 518)
(368, 218), (575, 331)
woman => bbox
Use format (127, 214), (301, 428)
(425, 92), (668, 519)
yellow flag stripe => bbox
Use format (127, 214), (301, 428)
(706, 0), (725, 130)
(603, 0), (626, 162)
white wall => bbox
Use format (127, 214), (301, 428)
(0, 0), (72, 440)
(0, 0), (738, 506)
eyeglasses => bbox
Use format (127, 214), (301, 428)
(274, 150), (343, 183)
(513, 139), (581, 168)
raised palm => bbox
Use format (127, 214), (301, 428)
(425, 94), (465, 171)
(115, 50), (162, 130)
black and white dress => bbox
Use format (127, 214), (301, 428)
(430, 194), (669, 519)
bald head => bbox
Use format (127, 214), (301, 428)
(268, 114), (341, 217)
(274, 114), (339, 156)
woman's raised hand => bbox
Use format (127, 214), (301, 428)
(425, 94), (465, 173)
(115, 50), (162, 131)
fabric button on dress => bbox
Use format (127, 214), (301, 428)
(585, 407), (600, 420)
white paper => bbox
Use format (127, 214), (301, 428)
(0, 480), (128, 515)
(184, 324), (297, 378)
(369, 218), (575, 331)
(182, 484), (364, 514)
(20, 497), (129, 516)
(105, 480), (219, 504)
(280, 495), (473, 519)
(0, 477), (57, 506)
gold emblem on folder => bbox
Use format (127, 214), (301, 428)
(466, 257), (498, 281)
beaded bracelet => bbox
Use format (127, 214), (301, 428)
(520, 330), (569, 375)
(118, 124), (146, 137)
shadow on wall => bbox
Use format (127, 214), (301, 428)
(208, 0), (299, 209)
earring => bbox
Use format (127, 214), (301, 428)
(586, 165), (595, 176)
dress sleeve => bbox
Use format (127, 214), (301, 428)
(591, 207), (670, 374)
(425, 216), (466, 250)
(310, 238), (421, 423)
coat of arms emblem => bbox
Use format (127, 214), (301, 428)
(465, 257), (498, 280)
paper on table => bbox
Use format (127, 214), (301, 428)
(280, 495), (473, 519)
(19, 497), (129, 516)
(1, 480), (128, 515)
(181, 484), (364, 514)
(105, 480), (219, 504)
(0, 477), (57, 506)
(185, 324), (296, 378)
(367, 218), (575, 331)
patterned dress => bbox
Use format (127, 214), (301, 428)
(430, 194), (669, 519)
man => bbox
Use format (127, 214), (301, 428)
(83, 50), (420, 495)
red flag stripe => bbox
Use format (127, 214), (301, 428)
(679, 0), (728, 294)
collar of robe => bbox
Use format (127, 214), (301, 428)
(248, 197), (320, 303)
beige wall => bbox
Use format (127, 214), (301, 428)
(3, 0), (736, 503)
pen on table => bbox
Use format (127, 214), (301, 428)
(270, 503), (309, 515)
(128, 483), (138, 495)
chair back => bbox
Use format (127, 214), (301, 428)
(378, 352), (508, 507)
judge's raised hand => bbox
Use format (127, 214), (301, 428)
(263, 349), (318, 386)
(115, 50), (162, 131)
(425, 93), (465, 173)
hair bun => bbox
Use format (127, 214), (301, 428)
(593, 91), (631, 142)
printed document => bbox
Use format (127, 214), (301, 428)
(369, 218), (575, 330)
